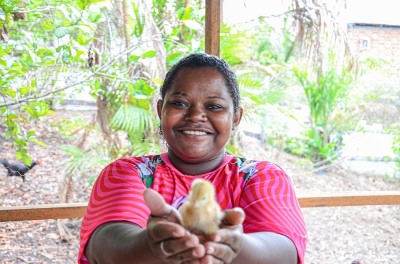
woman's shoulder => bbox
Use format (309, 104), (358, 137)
(231, 156), (281, 171)
(110, 154), (163, 166)
(231, 156), (289, 182)
(99, 154), (163, 176)
(96, 155), (163, 186)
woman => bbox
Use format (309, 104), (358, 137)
(79, 53), (307, 264)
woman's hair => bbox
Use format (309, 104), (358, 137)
(160, 53), (241, 111)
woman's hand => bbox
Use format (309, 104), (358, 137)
(143, 188), (206, 263)
(200, 208), (245, 264)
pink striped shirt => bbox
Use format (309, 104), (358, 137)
(78, 153), (307, 263)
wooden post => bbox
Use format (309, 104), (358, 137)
(205, 0), (221, 57)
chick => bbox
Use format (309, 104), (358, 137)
(179, 178), (223, 236)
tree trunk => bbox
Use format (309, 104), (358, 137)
(57, 170), (74, 241)
(141, 0), (167, 79)
(123, 0), (131, 49)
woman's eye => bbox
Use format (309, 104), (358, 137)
(171, 101), (188, 107)
(207, 105), (223, 110)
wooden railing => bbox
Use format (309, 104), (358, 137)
(1, 191), (400, 222)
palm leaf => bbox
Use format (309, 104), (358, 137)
(111, 104), (153, 133)
(60, 145), (109, 175)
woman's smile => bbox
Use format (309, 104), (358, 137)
(181, 130), (208, 136)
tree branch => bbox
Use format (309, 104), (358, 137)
(0, 45), (139, 108)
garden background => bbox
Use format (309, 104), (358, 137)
(0, 0), (399, 263)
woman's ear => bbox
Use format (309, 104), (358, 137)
(157, 100), (163, 119)
(233, 107), (243, 129)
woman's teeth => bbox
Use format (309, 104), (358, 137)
(183, 130), (207, 135)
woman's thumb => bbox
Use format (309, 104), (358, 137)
(222, 207), (245, 225)
(143, 188), (170, 216)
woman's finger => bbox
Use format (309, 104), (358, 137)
(144, 188), (186, 243)
(221, 207), (245, 226)
(143, 188), (171, 216)
(203, 211), (244, 263)
(143, 188), (183, 224)
(159, 234), (206, 260)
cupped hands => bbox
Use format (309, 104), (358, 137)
(143, 188), (245, 264)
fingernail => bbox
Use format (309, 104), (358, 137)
(172, 229), (184, 237)
(193, 245), (205, 257)
(207, 246), (215, 254)
(186, 240), (195, 247)
(213, 235), (221, 242)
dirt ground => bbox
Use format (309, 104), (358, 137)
(0, 109), (399, 264)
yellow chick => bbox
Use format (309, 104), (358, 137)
(179, 178), (223, 236)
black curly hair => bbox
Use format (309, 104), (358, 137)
(159, 53), (241, 112)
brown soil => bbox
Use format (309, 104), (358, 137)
(0, 110), (399, 264)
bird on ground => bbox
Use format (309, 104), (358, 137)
(179, 178), (223, 236)
(0, 158), (41, 182)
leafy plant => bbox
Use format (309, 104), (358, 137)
(0, 0), (99, 164)
(61, 145), (110, 185)
(292, 62), (354, 163)
(386, 125), (400, 172)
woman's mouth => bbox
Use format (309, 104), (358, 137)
(182, 130), (208, 135)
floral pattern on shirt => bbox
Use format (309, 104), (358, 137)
(236, 157), (258, 182)
(135, 155), (162, 187)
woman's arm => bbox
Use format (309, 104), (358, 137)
(85, 222), (154, 264)
(234, 232), (297, 264)
(238, 162), (307, 263)
(202, 209), (298, 264)
(84, 188), (206, 264)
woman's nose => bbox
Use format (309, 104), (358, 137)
(185, 106), (206, 122)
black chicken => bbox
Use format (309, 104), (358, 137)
(0, 159), (41, 182)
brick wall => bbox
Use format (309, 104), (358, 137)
(347, 23), (400, 65)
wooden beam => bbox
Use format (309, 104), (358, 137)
(298, 191), (400, 208)
(0, 203), (87, 222)
(205, 0), (221, 56)
(1, 191), (400, 222)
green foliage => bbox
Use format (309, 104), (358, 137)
(159, 1), (204, 66)
(0, 0), (21, 26)
(128, 132), (160, 157)
(52, 115), (89, 139)
(220, 24), (252, 66)
(131, 1), (145, 37)
(0, 0), (99, 164)
(294, 67), (352, 128)
(1, 106), (48, 165)
(111, 103), (153, 133)
(386, 125), (400, 171)
(76, 0), (105, 10)
(254, 18), (296, 65)
(61, 145), (110, 184)
(292, 62), (354, 163)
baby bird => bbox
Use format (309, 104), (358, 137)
(179, 178), (223, 236)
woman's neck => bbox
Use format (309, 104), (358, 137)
(167, 149), (225, 176)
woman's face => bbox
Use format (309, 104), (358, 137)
(157, 67), (242, 164)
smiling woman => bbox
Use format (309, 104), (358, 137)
(79, 53), (307, 264)
(157, 67), (241, 173)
